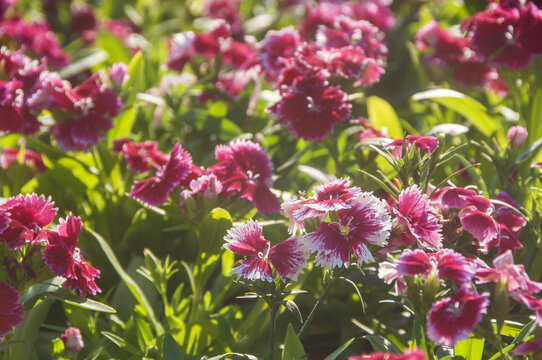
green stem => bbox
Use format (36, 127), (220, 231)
(297, 276), (337, 340)
(269, 303), (278, 360)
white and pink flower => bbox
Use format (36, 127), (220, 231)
(224, 220), (307, 282)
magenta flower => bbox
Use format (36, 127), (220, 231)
(427, 286), (489, 346)
(222, 40), (259, 70)
(129, 143), (193, 206)
(112, 138), (168, 173)
(268, 72), (351, 141)
(51, 74), (123, 151)
(396, 249), (433, 277)
(387, 135), (438, 158)
(42, 214), (101, 296)
(61, 327), (84, 353)
(0, 193), (57, 249)
(511, 337), (542, 356)
(0, 281), (24, 339)
(392, 185), (442, 249)
(396, 249), (474, 285)
(292, 177), (362, 221)
(460, 210), (499, 253)
(259, 27), (300, 79)
(208, 139), (280, 214)
(224, 220), (307, 282)
(304, 192), (391, 268)
(1, 18), (70, 67)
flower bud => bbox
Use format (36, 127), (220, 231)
(108, 62), (128, 88)
(61, 327), (84, 353)
(507, 126), (527, 148)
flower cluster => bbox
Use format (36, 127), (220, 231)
(166, 0), (392, 141)
(0, 1), (69, 67)
(0, 193), (100, 338)
(416, 1), (542, 93)
(0, 48), (123, 151)
(116, 138), (281, 214)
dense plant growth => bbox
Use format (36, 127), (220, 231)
(2, 0), (542, 359)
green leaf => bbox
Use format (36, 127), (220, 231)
(454, 337), (484, 360)
(367, 96), (403, 138)
(281, 300), (303, 323)
(0, 340), (25, 352)
(20, 277), (65, 304)
(209, 101), (228, 117)
(412, 89), (498, 137)
(96, 30), (132, 65)
(283, 324), (305, 360)
(107, 107), (137, 144)
(11, 298), (54, 359)
(528, 88), (542, 161)
(59, 50), (108, 79)
(199, 208), (232, 254)
(101, 331), (142, 356)
(513, 319), (537, 344)
(362, 335), (400, 354)
(163, 333), (184, 360)
(87, 227), (164, 334)
(42, 292), (116, 313)
(324, 338), (355, 360)
(124, 51), (146, 105)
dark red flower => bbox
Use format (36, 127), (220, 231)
(0, 281), (24, 339)
(222, 40), (259, 70)
(464, 3), (542, 69)
(268, 72), (351, 141)
(203, 0), (243, 36)
(0, 18), (70, 67)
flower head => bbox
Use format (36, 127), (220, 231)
(129, 143), (193, 206)
(208, 140), (280, 214)
(268, 71), (351, 141)
(0, 193), (57, 248)
(42, 214), (101, 296)
(0, 281), (24, 339)
(304, 192), (391, 268)
(392, 185), (442, 249)
(427, 286), (489, 346)
(224, 220), (307, 282)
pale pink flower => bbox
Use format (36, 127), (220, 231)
(476, 250), (542, 294)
